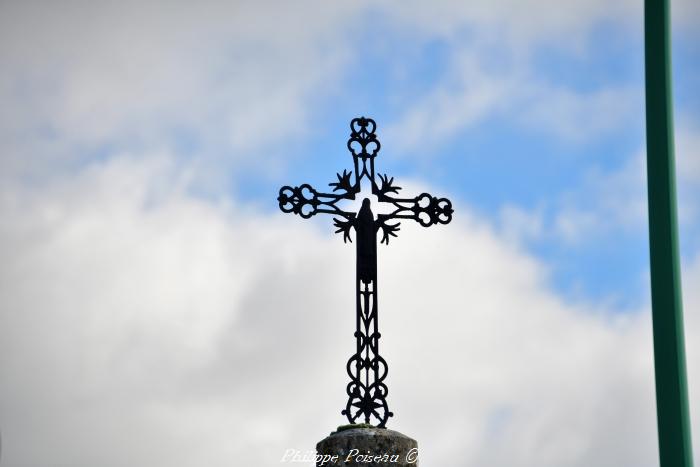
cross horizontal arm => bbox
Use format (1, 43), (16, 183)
(377, 192), (453, 225)
(278, 183), (357, 220)
(374, 191), (452, 240)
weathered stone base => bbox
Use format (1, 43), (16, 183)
(316, 425), (418, 466)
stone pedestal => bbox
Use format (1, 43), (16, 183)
(316, 425), (418, 466)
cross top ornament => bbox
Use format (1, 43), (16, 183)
(278, 117), (453, 428)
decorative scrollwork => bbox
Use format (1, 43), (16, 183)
(342, 278), (393, 427)
(333, 217), (354, 243)
(347, 117), (380, 160)
(277, 181), (356, 223)
(412, 193), (454, 227)
(329, 169), (355, 194)
(377, 173), (401, 196)
(278, 184), (319, 218)
(377, 219), (400, 245)
(277, 117), (452, 428)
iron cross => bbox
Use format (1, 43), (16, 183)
(277, 117), (453, 427)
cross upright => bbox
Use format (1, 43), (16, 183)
(278, 117), (453, 428)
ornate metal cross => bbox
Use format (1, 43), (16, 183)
(277, 117), (453, 428)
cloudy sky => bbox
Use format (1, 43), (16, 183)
(1, 1), (699, 466)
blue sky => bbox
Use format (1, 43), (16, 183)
(1, 2), (699, 466)
(234, 5), (696, 310)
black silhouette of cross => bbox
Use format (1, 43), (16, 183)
(277, 117), (453, 427)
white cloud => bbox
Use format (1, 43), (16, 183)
(2, 155), (698, 466)
(379, 0), (699, 153)
(550, 153), (648, 244)
(383, 50), (514, 153)
(380, 0), (640, 47)
(540, 118), (700, 246)
(0, 0), (675, 181)
(498, 203), (545, 245)
(676, 120), (700, 227)
(677, 124), (700, 183)
(0, 1), (356, 183)
(377, 0), (649, 152)
(487, 150), (650, 249)
(383, 0), (698, 52)
(1, 2), (699, 466)
(519, 86), (642, 143)
(384, 48), (643, 154)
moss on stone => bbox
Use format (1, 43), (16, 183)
(334, 423), (375, 434)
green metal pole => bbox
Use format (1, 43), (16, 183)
(644, 0), (694, 465)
